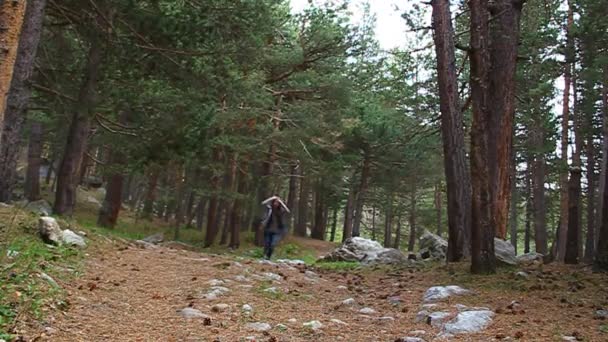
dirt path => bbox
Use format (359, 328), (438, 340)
(23, 240), (608, 342)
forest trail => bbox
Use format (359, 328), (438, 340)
(21, 239), (608, 342)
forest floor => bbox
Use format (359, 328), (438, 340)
(12, 231), (608, 342)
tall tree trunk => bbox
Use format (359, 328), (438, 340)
(565, 168), (582, 264)
(229, 162), (247, 249)
(557, 2), (574, 262)
(352, 150), (371, 237)
(204, 149), (221, 247)
(0, 0), (27, 126)
(469, 0), (496, 274)
(287, 161), (299, 230)
(524, 159), (532, 254)
(24, 120), (43, 201)
(295, 171), (309, 237)
(330, 207), (338, 242)
(394, 217), (402, 249)
(195, 197), (206, 231)
(532, 147), (548, 255)
(431, 0), (470, 262)
(371, 205), (377, 240)
(584, 109), (596, 262)
(0, 0), (46, 202)
(594, 68), (608, 270)
(384, 192), (393, 248)
(53, 38), (104, 216)
(509, 145), (518, 253)
(487, 0), (523, 240)
(342, 182), (355, 242)
(434, 182), (443, 237)
(408, 188), (417, 252)
(141, 167), (160, 219)
(220, 154), (237, 245)
(598, 65), (608, 250)
(173, 165), (186, 241)
(185, 191), (196, 228)
(312, 181), (326, 240)
(97, 110), (129, 228)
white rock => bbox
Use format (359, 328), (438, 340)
(203, 286), (230, 300)
(337, 285), (348, 290)
(427, 311), (451, 328)
(234, 275), (250, 282)
(359, 307), (376, 315)
(423, 285), (472, 303)
(442, 310), (494, 334)
(277, 259), (306, 265)
(562, 336), (578, 341)
(305, 270), (318, 278)
(134, 240), (158, 249)
(378, 316), (395, 322)
(397, 338), (425, 342)
(494, 238), (517, 265)
(246, 322), (272, 332)
(408, 330), (426, 336)
(27, 200), (52, 216)
(86, 196), (101, 207)
(263, 272), (282, 282)
(454, 304), (490, 312)
(515, 271), (529, 280)
(211, 303), (229, 312)
(39, 216), (62, 245)
(207, 279), (226, 286)
(62, 229), (86, 247)
(341, 298), (356, 306)
(595, 309), (608, 319)
(303, 320), (323, 330)
(6, 250), (18, 258)
(287, 318), (297, 324)
(263, 287), (279, 294)
(242, 304), (253, 312)
(330, 319), (348, 325)
(178, 307), (209, 319)
(40, 273), (60, 288)
(276, 323), (288, 331)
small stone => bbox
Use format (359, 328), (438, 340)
(595, 309), (608, 319)
(423, 285), (472, 303)
(341, 298), (356, 306)
(388, 296), (401, 305)
(395, 338), (425, 342)
(276, 323), (288, 331)
(408, 330), (426, 336)
(207, 279), (226, 286)
(179, 307), (210, 319)
(359, 307), (376, 315)
(264, 287), (279, 294)
(62, 229), (86, 247)
(443, 310), (494, 334)
(305, 270), (318, 278)
(242, 304), (253, 312)
(244, 337), (256, 342)
(40, 272), (60, 288)
(234, 275), (250, 282)
(562, 337), (578, 341)
(303, 320), (323, 330)
(263, 272), (282, 282)
(211, 304), (229, 312)
(287, 318), (297, 324)
(330, 318), (348, 325)
(337, 285), (348, 290)
(378, 316), (395, 322)
(515, 271), (529, 280)
(245, 322), (272, 332)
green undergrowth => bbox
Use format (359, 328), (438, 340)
(0, 207), (84, 341)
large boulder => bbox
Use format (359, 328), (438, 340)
(39, 217), (63, 245)
(62, 229), (86, 247)
(423, 286), (473, 303)
(321, 237), (409, 265)
(516, 252), (544, 264)
(142, 232), (164, 244)
(442, 310), (495, 334)
(26, 200), (52, 216)
(418, 231), (448, 260)
(494, 238), (517, 265)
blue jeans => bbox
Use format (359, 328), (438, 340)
(263, 231), (282, 259)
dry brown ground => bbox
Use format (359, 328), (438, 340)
(18, 239), (608, 342)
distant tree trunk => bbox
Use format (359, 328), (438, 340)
(509, 154), (518, 254)
(25, 120), (43, 201)
(294, 169), (309, 237)
(329, 207), (338, 242)
(431, 0), (470, 262)
(557, 2), (574, 262)
(469, 0), (496, 274)
(195, 198), (206, 231)
(408, 187), (417, 252)
(394, 217), (402, 249)
(371, 205), (377, 240)
(220, 154), (237, 245)
(141, 167), (160, 219)
(311, 182), (326, 240)
(487, 0), (523, 240)
(598, 65), (608, 250)
(0, 0), (46, 202)
(173, 166), (187, 241)
(584, 110), (596, 262)
(53, 37), (104, 216)
(594, 72), (608, 270)
(384, 192), (393, 248)
(204, 150), (221, 247)
(434, 182), (443, 236)
(229, 162), (247, 249)
(342, 182), (356, 242)
(0, 0), (27, 126)
(524, 160), (532, 254)
(565, 167), (582, 264)
(531, 122), (548, 255)
(45, 157), (54, 185)
(352, 150), (371, 237)
(287, 161), (299, 230)
(185, 191), (196, 228)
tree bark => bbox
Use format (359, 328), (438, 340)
(584, 103), (596, 262)
(311, 181), (326, 240)
(431, 0), (470, 262)
(469, 0), (496, 274)
(509, 146), (518, 253)
(53, 37), (104, 215)
(295, 170), (309, 237)
(0, 0), (46, 202)
(394, 217), (402, 249)
(524, 159), (532, 254)
(0, 0), (27, 125)
(352, 150), (371, 237)
(557, 2), (574, 262)
(598, 65), (608, 250)
(25, 120), (43, 201)
(287, 161), (299, 230)
(195, 197), (206, 231)
(384, 192), (393, 248)
(342, 181), (355, 242)
(204, 149), (222, 247)
(408, 187), (417, 252)
(141, 167), (160, 219)
(487, 0), (523, 240)
(371, 205), (377, 240)
(330, 207), (338, 242)
(594, 67), (608, 270)
(229, 161), (247, 249)
(532, 146), (547, 255)
(220, 154), (237, 245)
(565, 168), (582, 264)
(434, 182), (443, 237)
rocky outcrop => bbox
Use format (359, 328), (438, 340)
(320, 237), (410, 265)
(494, 238), (517, 265)
(418, 231), (448, 260)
